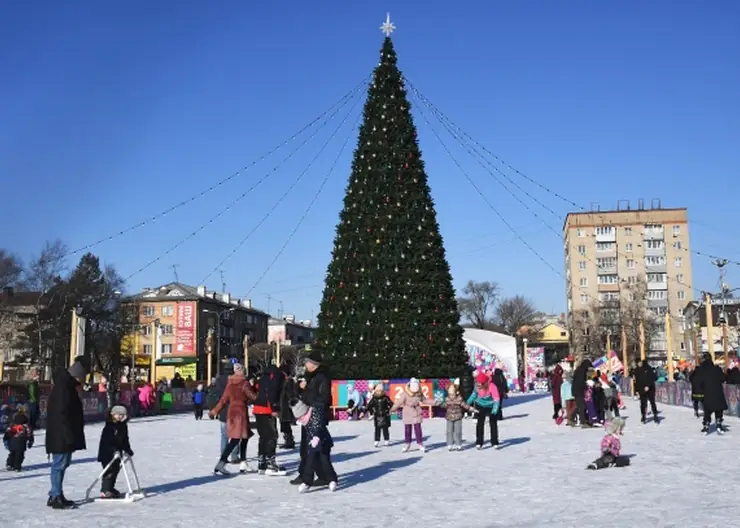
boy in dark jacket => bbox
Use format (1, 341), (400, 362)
(290, 399), (337, 493)
(252, 363), (285, 475)
(97, 406), (134, 499)
(279, 364), (296, 450)
(3, 411), (34, 471)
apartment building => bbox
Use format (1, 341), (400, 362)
(564, 202), (693, 359)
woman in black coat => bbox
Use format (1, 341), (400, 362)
(695, 353), (728, 433)
(279, 366), (297, 449)
(571, 359), (593, 428)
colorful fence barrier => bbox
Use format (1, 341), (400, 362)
(619, 379), (740, 417)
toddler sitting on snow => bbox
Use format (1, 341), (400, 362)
(587, 417), (630, 470)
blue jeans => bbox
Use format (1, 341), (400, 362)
(220, 422), (238, 461)
(49, 453), (72, 498)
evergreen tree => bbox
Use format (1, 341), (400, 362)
(316, 37), (467, 380)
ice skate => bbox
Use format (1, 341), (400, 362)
(298, 483), (310, 493)
(328, 481), (338, 492)
(213, 461), (230, 475)
(586, 463), (597, 470)
(717, 422), (729, 434)
(264, 456), (286, 476)
(447, 445), (453, 452)
(476, 445), (483, 450)
(401, 444), (410, 453)
(239, 461), (256, 474)
(701, 424), (710, 435)
(374, 441), (379, 448)
(418, 444), (425, 453)
(384, 440), (390, 447)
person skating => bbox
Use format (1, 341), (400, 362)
(572, 359), (593, 428)
(441, 384), (475, 450)
(208, 363), (258, 475)
(253, 361), (286, 475)
(633, 359), (659, 424)
(210, 363), (240, 464)
(550, 365), (564, 420)
(458, 365), (475, 418)
(279, 363), (296, 450)
(390, 378), (436, 452)
(689, 367), (703, 419)
(192, 384), (206, 421)
(96, 406), (134, 499)
(291, 350), (332, 486)
(290, 399), (337, 493)
(466, 372), (501, 449)
(27, 371), (40, 429)
(586, 417), (630, 470)
(365, 384), (393, 447)
(3, 409), (34, 471)
(491, 368), (508, 420)
(694, 353), (729, 434)
(45, 356), (89, 509)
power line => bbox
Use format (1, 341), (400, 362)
(61, 75), (370, 261)
(123, 81), (367, 283)
(201, 89), (365, 285)
(245, 112), (363, 297)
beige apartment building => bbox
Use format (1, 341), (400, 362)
(564, 203), (693, 360)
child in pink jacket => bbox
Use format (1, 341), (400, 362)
(390, 378), (435, 453)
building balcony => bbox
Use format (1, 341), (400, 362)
(597, 265), (617, 275)
(643, 231), (664, 241)
(648, 298), (669, 308)
(645, 263), (667, 273)
(647, 281), (668, 291)
(644, 246), (666, 257)
(597, 283), (620, 292)
(595, 232), (616, 243)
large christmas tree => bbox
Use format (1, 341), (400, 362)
(316, 28), (468, 380)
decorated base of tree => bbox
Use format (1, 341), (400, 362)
(316, 22), (467, 380)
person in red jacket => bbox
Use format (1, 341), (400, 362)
(253, 362), (286, 475)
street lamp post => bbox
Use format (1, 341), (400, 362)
(203, 307), (235, 376)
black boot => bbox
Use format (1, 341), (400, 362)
(264, 456), (286, 476)
(48, 496), (76, 510)
(289, 475), (303, 485)
(717, 421), (729, 433)
(257, 455), (267, 474)
(701, 423), (710, 434)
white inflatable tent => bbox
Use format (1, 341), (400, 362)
(463, 328), (519, 388)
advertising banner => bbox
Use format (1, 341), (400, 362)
(176, 301), (196, 356)
(525, 346), (545, 384)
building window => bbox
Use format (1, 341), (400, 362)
(143, 344), (152, 355)
(624, 227), (632, 236)
(673, 241), (682, 250)
(647, 290), (666, 300)
(161, 305), (174, 317)
(647, 273), (666, 284)
(598, 275), (619, 285)
(677, 274), (684, 283)
(644, 223), (664, 233)
(672, 225), (681, 236)
(677, 290), (686, 300)
(627, 276), (637, 285)
(141, 325), (152, 336)
(580, 278), (588, 287)
(646, 256), (666, 266)
(599, 292), (619, 302)
(625, 243), (633, 252)
(580, 294), (589, 304)
(162, 344), (173, 355)
(680, 342), (686, 351)
(596, 242), (615, 252)
(626, 259), (635, 269)
(143, 306), (155, 317)
(578, 261), (586, 271)
(646, 240), (664, 250)
(576, 228), (585, 237)
(595, 226), (614, 236)
(596, 257), (616, 268)
(577, 245), (586, 255)
(675, 257), (683, 267)
(161, 324), (174, 335)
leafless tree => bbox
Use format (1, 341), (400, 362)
(495, 295), (540, 336)
(23, 240), (68, 292)
(457, 280), (500, 329)
(0, 249), (23, 290)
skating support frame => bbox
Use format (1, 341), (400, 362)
(85, 452), (146, 503)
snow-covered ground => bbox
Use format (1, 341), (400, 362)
(2, 394), (738, 527)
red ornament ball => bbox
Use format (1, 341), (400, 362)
(339, 281), (344, 289)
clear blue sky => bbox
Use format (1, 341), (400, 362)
(1, 1), (738, 321)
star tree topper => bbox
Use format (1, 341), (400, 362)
(380, 13), (396, 37)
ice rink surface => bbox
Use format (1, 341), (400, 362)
(2, 393), (738, 527)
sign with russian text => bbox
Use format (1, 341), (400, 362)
(176, 302), (196, 356)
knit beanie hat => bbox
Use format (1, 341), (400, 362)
(475, 372), (489, 384)
(68, 358), (89, 381)
(305, 351), (322, 367)
(408, 378), (420, 392)
(290, 399), (310, 419)
(110, 405), (128, 418)
(606, 417), (626, 435)
(233, 363), (245, 375)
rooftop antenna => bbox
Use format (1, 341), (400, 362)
(219, 269), (227, 294)
(171, 264), (180, 282)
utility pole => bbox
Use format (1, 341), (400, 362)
(219, 269), (226, 294)
(171, 264), (180, 282)
(713, 259), (729, 370)
(266, 295), (272, 317)
(705, 292), (715, 361)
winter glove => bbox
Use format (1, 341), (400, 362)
(126, 450), (134, 457)
(27, 439), (34, 449)
(310, 436), (320, 449)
